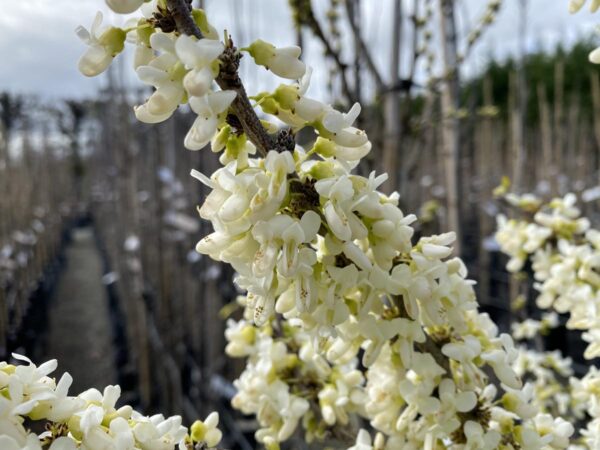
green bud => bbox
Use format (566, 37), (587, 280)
(225, 133), (247, 160)
(1, 365), (14, 375)
(192, 9), (213, 37)
(0, 387), (10, 399)
(258, 96), (280, 115)
(210, 58), (221, 78)
(265, 440), (281, 450)
(68, 415), (83, 441)
(245, 39), (276, 67)
(99, 27), (127, 57)
(311, 120), (335, 141)
(28, 403), (51, 421)
(190, 420), (207, 442)
(308, 161), (335, 180)
(273, 84), (300, 110)
(137, 19), (154, 47)
(240, 325), (256, 344)
(169, 61), (188, 82)
(311, 137), (336, 158)
(212, 126), (231, 152)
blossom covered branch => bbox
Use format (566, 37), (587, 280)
(59, 0), (600, 449)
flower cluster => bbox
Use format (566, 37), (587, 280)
(0, 354), (222, 450)
(570, 367), (600, 448)
(496, 193), (600, 360)
(497, 189), (600, 448)
(71, 0), (596, 448)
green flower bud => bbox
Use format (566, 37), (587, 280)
(190, 420), (207, 442)
(273, 84), (300, 110)
(308, 161), (335, 180)
(311, 137), (336, 158)
(245, 39), (276, 67)
(224, 133), (247, 160)
(192, 9), (217, 38)
(212, 126), (231, 152)
(137, 19), (154, 47)
(99, 27), (126, 57)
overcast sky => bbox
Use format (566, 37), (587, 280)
(1, 0), (598, 102)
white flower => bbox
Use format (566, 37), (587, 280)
(190, 412), (222, 448)
(132, 413), (187, 448)
(76, 12), (126, 77)
(185, 91), (237, 150)
(175, 34), (223, 97)
(225, 319), (256, 357)
(246, 39), (306, 79)
(481, 334), (522, 389)
(532, 413), (574, 448)
(463, 420), (501, 449)
(134, 33), (186, 123)
(315, 175), (356, 241)
(106, 0), (145, 14)
(320, 103), (369, 148)
(347, 429), (385, 450)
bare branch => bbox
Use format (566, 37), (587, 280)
(314, 20), (356, 102)
(289, 0), (357, 104)
(167, 0), (202, 38)
(344, 0), (386, 94)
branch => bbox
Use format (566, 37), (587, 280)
(167, 0), (201, 38)
(314, 23), (356, 103)
(344, 0), (386, 94)
(291, 0), (357, 104)
(166, 0), (275, 156)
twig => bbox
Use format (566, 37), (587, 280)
(290, 0), (356, 104)
(313, 17), (356, 102)
(166, 0), (275, 156)
(344, 0), (386, 94)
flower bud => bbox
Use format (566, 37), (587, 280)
(105, 0), (145, 14)
(245, 39), (306, 79)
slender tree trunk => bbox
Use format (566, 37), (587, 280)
(553, 61), (565, 194)
(477, 77), (494, 305)
(382, 0), (402, 192)
(538, 83), (553, 182)
(512, 0), (528, 191)
(437, 0), (461, 254)
(590, 72), (600, 185)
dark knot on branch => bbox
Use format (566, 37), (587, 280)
(218, 46), (242, 88)
(275, 129), (295, 153)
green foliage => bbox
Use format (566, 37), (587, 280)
(463, 39), (600, 123)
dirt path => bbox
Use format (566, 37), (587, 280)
(44, 226), (117, 394)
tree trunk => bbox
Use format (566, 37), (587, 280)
(382, 0), (402, 192)
(437, 0), (461, 254)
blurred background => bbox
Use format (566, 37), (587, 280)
(1, 0), (600, 447)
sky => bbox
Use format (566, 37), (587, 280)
(0, 0), (599, 102)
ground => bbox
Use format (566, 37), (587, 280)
(44, 227), (117, 394)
